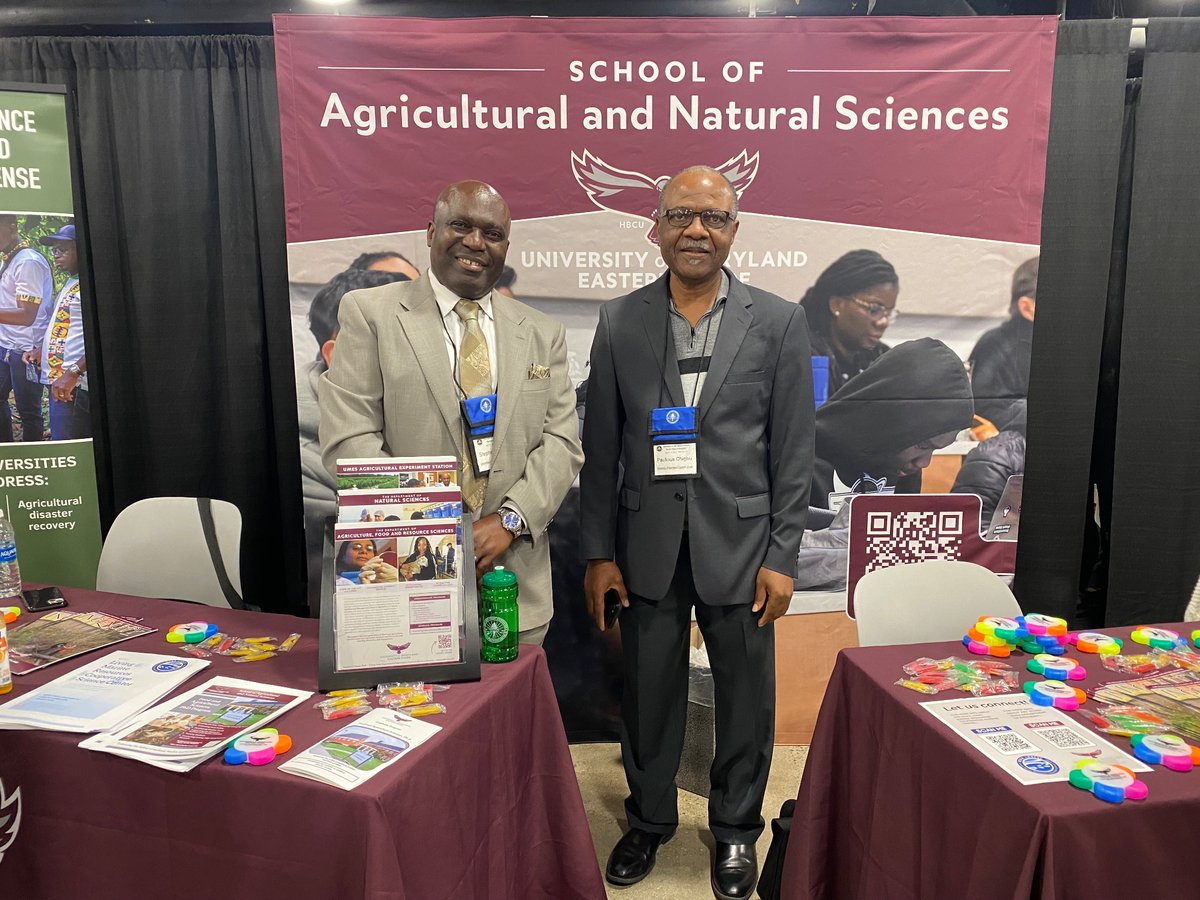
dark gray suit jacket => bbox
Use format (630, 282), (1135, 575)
(580, 268), (815, 605)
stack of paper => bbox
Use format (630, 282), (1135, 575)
(79, 676), (312, 772)
(0, 651), (208, 733)
(279, 707), (440, 791)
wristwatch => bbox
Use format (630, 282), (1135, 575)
(498, 506), (525, 538)
(63, 363), (81, 375)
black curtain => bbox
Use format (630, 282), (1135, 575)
(0, 37), (304, 616)
(1015, 20), (1130, 623)
(1105, 19), (1200, 624)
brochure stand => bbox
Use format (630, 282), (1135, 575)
(318, 517), (482, 691)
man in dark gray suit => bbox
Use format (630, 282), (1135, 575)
(580, 166), (814, 900)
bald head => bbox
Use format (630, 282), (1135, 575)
(659, 167), (738, 217)
(427, 180), (511, 299)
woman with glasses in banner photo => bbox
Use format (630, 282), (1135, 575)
(799, 249), (900, 393)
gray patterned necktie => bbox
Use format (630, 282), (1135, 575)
(453, 299), (491, 511)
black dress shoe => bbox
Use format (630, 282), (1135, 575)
(711, 841), (758, 900)
(605, 827), (673, 886)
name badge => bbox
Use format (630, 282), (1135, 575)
(461, 393), (497, 476)
(649, 406), (698, 479)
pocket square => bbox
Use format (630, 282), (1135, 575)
(528, 363), (550, 380)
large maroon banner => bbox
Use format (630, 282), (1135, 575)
(276, 15), (1057, 614)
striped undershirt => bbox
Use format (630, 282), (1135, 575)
(668, 270), (730, 407)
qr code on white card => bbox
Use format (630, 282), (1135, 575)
(863, 511), (964, 571)
(975, 728), (1038, 755)
(1033, 727), (1093, 750)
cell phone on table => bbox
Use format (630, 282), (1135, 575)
(22, 586), (67, 612)
(603, 589), (622, 630)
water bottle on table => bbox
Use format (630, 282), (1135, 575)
(480, 566), (519, 663)
(0, 509), (21, 601)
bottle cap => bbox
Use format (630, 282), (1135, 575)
(481, 567), (517, 589)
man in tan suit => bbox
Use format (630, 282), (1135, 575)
(320, 180), (582, 643)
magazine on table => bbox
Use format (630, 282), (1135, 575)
(0, 651), (208, 733)
(7, 611), (156, 675)
(79, 676), (311, 772)
(279, 707), (441, 791)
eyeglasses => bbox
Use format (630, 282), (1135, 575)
(661, 208), (737, 230)
(850, 297), (899, 324)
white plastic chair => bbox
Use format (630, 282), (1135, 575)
(96, 497), (243, 608)
(853, 560), (1022, 647)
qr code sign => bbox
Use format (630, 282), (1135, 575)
(436, 634), (453, 649)
(977, 729), (1038, 756)
(1031, 727), (1093, 750)
(863, 510), (964, 573)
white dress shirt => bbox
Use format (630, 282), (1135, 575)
(428, 268), (498, 395)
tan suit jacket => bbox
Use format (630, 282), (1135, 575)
(319, 274), (583, 630)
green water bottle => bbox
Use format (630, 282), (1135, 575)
(480, 566), (519, 663)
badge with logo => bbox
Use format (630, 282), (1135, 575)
(648, 406), (698, 479)
(460, 393), (497, 476)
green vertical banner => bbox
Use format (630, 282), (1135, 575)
(0, 85), (102, 587)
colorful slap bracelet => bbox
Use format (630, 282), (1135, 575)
(223, 728), (293, 766)
(166, 622), (219, 644)
(1130, 733), (1200, 772)
(1019, 614), (1068, 637)
(963, 635), (1012, 658)
(1069, 761), (1149, 804)
(973, 616), (1029, 643)
(1, 605), (19, 624)
(1067, 631), (1123, 655)
(1130, 627), (1183, 651)
(1024, 679), (1087, 710)
(1026, 653), (1087, 681)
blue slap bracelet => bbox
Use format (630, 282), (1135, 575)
(1068, 761), (1149, 804)
(1024, 679), (1087, 710)
(1130, 734), (1200, 772)
(1026, 653), (1086, 681)
(166, 622), (218, 644)
(223, 728), (293, 766)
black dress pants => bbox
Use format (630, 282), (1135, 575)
(619, 534), (775, 844)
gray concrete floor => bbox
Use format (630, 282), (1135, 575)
(570, 742), (810, 900)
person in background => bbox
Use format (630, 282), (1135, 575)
(0, 214), (54, 442)
(300, 266), (411, 611)
(968, 256), (1038, 431)
(22, 225), (89, 441)
(401, 535), (437, 581)
(321, 179), (582, 645)
(811, 337), (975, 508)
(350, 250), (421, 281)
(951, 408), (1027, 523)
(799, 250), (899, 393)
(495, 265), (517, 298)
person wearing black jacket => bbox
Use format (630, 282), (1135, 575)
(969, 257), (1038, 430)
(812, 337), (975, 508)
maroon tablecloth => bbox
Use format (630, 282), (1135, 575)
(782, 622), (1200, 900)
(0, 588), (605, 900)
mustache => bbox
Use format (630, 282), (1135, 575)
(678, 240), (710, 252)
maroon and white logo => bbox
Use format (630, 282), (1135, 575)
(0, 778), (20, 865)
(570, 149), (760, 243)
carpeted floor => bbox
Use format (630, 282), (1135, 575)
(570, 742), (809, 899)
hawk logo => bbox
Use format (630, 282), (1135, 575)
(570, 149), (760, 244)
(0, 779), (21, 865)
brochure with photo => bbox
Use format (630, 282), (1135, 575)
(8, 611), (156, 675)
(335, 456), (458, 492)
(279, 707), (441, 791)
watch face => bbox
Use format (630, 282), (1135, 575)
(502, 511), (520, 531)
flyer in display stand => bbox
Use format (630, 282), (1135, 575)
(319, 456), (481, 690)
(921, 694), (1151, 785)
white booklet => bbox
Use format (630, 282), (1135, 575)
(79, 676), (311, 773)
(0, 651), (209, 733)
(279, 707), (441, 791)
